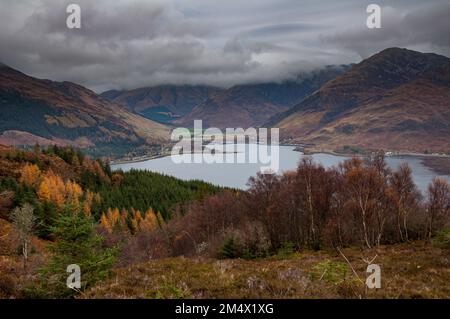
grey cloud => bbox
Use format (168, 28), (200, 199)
(323, 3), (450, 58)
(0, 0), (448, 92)
(241, 23), (323, 37)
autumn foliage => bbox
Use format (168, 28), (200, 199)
(19, 163), (41, 187)
(128, 153), (449, 262)
(243, 154), (448, 250)
(8, 146), (450, 266)
(99, 207), (165, 234)
(37, 171), (83, 210)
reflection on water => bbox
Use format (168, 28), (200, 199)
(112, 145), (450, 194)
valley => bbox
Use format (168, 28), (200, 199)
(1, 0), (449, 305)
(2, 48), (450, 160)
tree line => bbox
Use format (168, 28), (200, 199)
(119, 153), (449, 263)
(1, 145), (221, 238)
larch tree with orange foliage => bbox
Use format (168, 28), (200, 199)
(20, 163), (41, 187)
(38, 172), (65, 208)
(140, 208), (159, 232)
(83, 191), (94, 216)
(65, 180), (83, 210)
(37, 171), (83, 211)
(130, 209), (143, 234)
(100, 213), (113, 234)
(99, 208), (128, 233)
(156, 211), (165, 228)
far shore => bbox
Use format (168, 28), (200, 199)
(299, 147), (450, 175)
(298, 146), (450, 159)
(110, 153), (171, 165)
(111, 143), (450, 176)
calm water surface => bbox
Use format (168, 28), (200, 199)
(112, 145), (450, 194)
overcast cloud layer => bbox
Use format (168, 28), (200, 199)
(1, 0), (449, 92)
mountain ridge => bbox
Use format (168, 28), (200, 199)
(270, 48), (450, 153)
(0, 64), (170, 156)
(175, 65), (350, 128)
(101, 85), (222, 123)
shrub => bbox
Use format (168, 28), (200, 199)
(432, 228), (450, 249)
(218, 237), (240, 259)
(309, 260), (348, 285)
(0, 274), (16, 297)
(276, 242), (296, 260)
(118, 229), (170, 267)
(154, 282), (190, 299)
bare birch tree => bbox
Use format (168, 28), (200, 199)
(11, 203), (35, 271)
(426, 178), (450, 239)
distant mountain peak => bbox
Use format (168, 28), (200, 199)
(362, 47), (450, 70)
(175, 65), (350, 128)
(101, 85), (223, 124)
(271, 48), (450, 153)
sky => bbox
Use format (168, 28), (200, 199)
(1, 0), (449, 92)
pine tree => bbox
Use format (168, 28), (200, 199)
(31, 208), (116, 298)
(218, 237), (240, 259)
(35, 201), (58, 240)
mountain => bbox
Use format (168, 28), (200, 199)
(175, 66), (349, 128)
(101, 85), (222, 123)
(0, 64), (170, 156)
(271, 48), (450, 153)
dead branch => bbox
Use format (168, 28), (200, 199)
(336, 246), (364, 285)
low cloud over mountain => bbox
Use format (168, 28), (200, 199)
(1, 0), (449, 92)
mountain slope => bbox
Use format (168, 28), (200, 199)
(175, 66), (349, 128)
(101, 85), (222, 123)
(0, 65), (170, 156)
(272, 48), (450, 153)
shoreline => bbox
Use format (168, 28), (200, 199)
(110, 152), (171, 165)
(299, 148), (450, 176)
(111, 142), (296, 165)
(111, 144), (450, 176)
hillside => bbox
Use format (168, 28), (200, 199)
(176, 66), (349, 128)
(83, 241), (449, 299)
(270, 48), (450, 153)
(0, 144), (221, 221)
(0, 65), (170, 156)
(101, 85), (222, 124)
(0, 145), (448, 299)
(0, 145), (223, 298)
